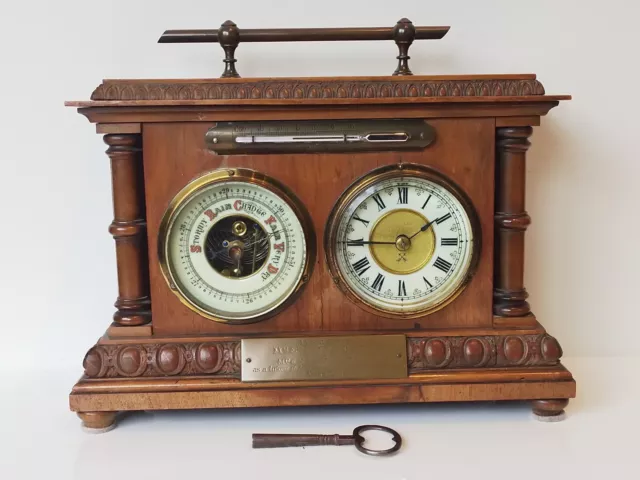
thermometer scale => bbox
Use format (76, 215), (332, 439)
(205, 119), (435, 154)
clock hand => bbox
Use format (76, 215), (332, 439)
(338, 240), (396, 245)
(408, 218), (438, 240)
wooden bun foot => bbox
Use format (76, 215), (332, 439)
(531, 399), (569, 422)
(78, 411), (118, 433)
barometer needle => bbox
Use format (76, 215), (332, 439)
(207, 229), (284, 256)
(251, 230), (258, 273)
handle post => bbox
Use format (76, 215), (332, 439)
(392, 18), (416, 76)
(218, 20), (240, 78)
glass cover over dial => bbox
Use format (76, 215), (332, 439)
(326, 164), (479, 317)
(159, 169), (313, 323)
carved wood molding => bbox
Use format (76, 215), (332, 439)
(90, 78), (545, 101)
(82, 333), (562, 379)
(408, 334), (562, 371)
(83, 342), (241, 379)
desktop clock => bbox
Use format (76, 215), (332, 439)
(66, 19), (575, 431)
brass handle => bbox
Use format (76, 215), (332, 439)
(158, 18), (449, 78)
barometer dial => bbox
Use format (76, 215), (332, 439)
(159, 169), (315, 324)
(325, 164), (480, 318)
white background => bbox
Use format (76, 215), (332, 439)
(1, 1), (639, 478)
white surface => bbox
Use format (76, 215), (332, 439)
(1, 1), (639, 478)
(0, 357), (638, 479)
(0, 0), (638, 371)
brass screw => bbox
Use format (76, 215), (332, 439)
(232, 220), (248, 236)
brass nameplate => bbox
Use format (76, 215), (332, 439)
(241, 335), (407, 382)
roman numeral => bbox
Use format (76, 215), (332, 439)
(397, 187), (408, 204)
(423, 277), (433, 289)
(433, 256), (452, 273)
(352, 214), (370, 227)
(346, 238), (365, 247)
(441, 237), (458, 246)
(352, 257), (371, 276)
(421, 194), (432, 210)
(435, 213), (452, 224)
(371, 273), (385, 291)
(398, 280), (407, 297)
(372, 193), (386, 211)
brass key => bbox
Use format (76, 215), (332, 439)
(252, 424), (402, 456)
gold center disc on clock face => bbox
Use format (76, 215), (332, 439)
(369, 208), (435, 274)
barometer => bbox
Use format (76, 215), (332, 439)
(158, 168), (314, 323)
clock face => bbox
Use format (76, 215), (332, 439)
(159, 169), (314, 323)
(325, 164), (479, 317)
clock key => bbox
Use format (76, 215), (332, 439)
(252, 424), (402, 456)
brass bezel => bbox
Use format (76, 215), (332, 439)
(158, 168), (316, 325)
(324, 163), (482, 319)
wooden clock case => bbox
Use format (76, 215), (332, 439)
(66, 24), (575, 431)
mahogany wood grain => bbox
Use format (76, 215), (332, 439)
(72, 365), (574, 394)
(495, 116), (540, 127)
(106, 323), (153, 338)
(75, 103), (558, 128)
(493, 314), (538, 328)
(104, 134), (151, 326)
(96, 324), (547, 345)
(70, 375), (575, 412)
(143, 118), (494, 336)
(493, 127), (533, 317)
(97, 123), (141, 134)
(68, 97), (568, 108)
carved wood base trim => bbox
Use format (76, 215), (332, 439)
(408, 333), (562, 371)
(82, 332), (563, 379)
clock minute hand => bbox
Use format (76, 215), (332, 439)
(339, 240), (396, 246)
(408, 218), (438, 240)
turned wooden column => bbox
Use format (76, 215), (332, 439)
(494, 127), (533, 317)
(104, 134), (151, 326)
